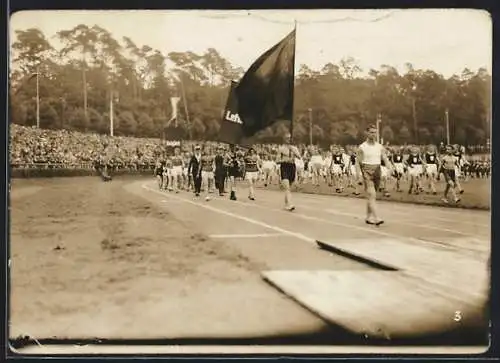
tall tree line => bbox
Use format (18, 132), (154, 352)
(10, 25), (491, 146)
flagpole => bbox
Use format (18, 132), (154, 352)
(290, 20), (297, 142)
(110, 90), (114, 137)
(36, 66), (40, 128)
(178, 75), (192, 140)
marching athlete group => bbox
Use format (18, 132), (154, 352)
(153, 125), (488, 225)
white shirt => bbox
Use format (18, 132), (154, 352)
(359, 141), (383, 165)
(278, 145), (300, 163)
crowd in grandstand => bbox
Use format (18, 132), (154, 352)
(10, 124), (491, 169)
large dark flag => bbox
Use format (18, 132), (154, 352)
(219, 29), (296, 144)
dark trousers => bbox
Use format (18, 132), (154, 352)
(193, 174), (202, 194)
(215, 170), (226, 194)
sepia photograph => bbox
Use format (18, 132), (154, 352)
(7, 9), (491, 355)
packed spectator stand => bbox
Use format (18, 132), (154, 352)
(10, 124), (491, 173)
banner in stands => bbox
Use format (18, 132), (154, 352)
(164, 125), (186, 141)
(165, 140), (181, 155)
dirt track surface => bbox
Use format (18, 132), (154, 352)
(263, 176), (490, 210)
(10, 177), (365, 342)
(9, 176), (490, 347)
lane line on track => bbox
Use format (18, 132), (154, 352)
(290, 189), (489, 217)
(142, 184), (316, 244)
(143, 183), (489, 256)
(209, 233), (285, 239)
(261, 189), (490, 229)
(211, 191), (489, 255)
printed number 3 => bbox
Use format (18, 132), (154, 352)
(454, 311), (462, 322)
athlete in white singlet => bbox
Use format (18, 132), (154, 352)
(261, 152), (276, 187)
(201, 146), (216, 201)
(441, 145), (461, 204)
(308, 146), (323, 186)
(357, 125), (392, 225)
(170, 147), (184, 193)
(163, 156), (173, 191)
(277, 132), (301, 211)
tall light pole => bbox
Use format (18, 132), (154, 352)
(308, 108), (313, 145)
(411, 84), (418, 144)
(445, 108), (450, 145)
(376, 113), (381, 143)
(35, 66), (40, 128)
(109, 90), (115, 137)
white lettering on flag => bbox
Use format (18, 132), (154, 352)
(225, 111), (243, 125)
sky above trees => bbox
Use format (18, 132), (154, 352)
(10, 9), (491, 78)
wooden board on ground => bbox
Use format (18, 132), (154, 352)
(316, 239), (490, 303)
(262, 270), (488, 340)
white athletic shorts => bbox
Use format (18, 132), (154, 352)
(426, 164), (438, 177)
(245, 171), (259, 181)
(171, 165), (183, 177)
(380, 166), (388, 179)
(394, 163), (404, 176)
(201, 170), (214, 179)
(163, 169), (171, 177)
(350, 165), (358, 177)
(309, 156), (323, 172)
(409, 165), (423, 177)
(295, 158), (304, 172)
(331, 164), (343, 176)
(262, 161), (275, 173)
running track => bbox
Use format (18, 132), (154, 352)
(131, 180), (490, 269)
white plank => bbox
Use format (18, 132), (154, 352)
(263, 270), (488, 339)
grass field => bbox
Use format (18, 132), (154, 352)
(259, 177), (490, 210)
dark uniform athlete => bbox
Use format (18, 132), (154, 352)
(154, 158), (165, 190)
(406, 148), (423, 195)
(391, 148), (405, 192)
(423, 145), (439, 194)
(226, 145), (242, 201)
(214, 145), (227, 197)
(188, 145), (203, 197)
(330, 148), (344, 193)
(244, 147), (261, 201)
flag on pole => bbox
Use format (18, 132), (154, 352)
(219, 29), (296, 144)
(168, 96), (181, 126)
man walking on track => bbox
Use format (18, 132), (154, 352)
(357, 125), (393, 226)
(244, 147), (261, 201)
(226, 144), (242, 201)
(214, 145), (227, 197)
(188, 145), (203, 197)
(277, 132), (301, 211)
(441, 144), (461, 204)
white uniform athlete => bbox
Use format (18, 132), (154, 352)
(308, 146), (323, 186)
(170, 147), (184, 193)
(357, 125), (392, 225)
(277, 132), (301, 211)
